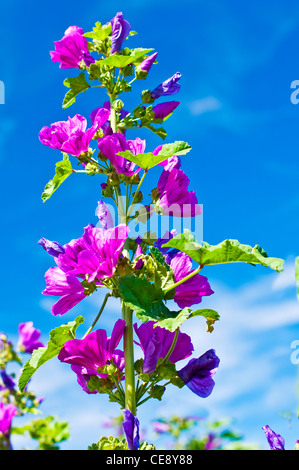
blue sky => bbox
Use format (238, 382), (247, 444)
(1, 0), (299, 450)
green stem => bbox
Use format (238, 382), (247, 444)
(126, 170), (147, 218)
(122, 302), (136, 415)
(163, 265), (203, 294)
(110, 92), (137, 416)
(83, 293), (111, 338)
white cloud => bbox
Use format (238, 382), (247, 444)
(187, 96), (222, 116)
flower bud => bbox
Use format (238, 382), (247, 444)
(112, 99), (124, 112)
(142, 89), (155, 104)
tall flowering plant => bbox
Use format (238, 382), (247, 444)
(19, 12), (285, 451)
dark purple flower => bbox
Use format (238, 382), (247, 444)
(152, 101), (180, 120)
(154, 229), (179, 264)
(98, 133), (145, 176)
(96, 200), (114, 230)
(110, 12), (131, 54)
(17, 322), (44, 353)
(137, 52), (158, 73)
(134, 321), (194, 375)
(50, 25), (95, 69)
(151, 72), (181, 100)
(156, 166), (201, 217)
(39, 109), (110, 157)
(170, 252), (214, 308)
(0, 371), (15, 391)
(178, 349), (220, 398)
(58, 319), (125, 394)
(262, 425), (285, 450)
(122, 409), (140, 450)
(0, 402), (17, 436)
(38, 237), (65, 257)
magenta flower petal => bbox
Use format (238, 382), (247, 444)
(50, 25), (95, 69)
(97, 200), (114, 230)
(52, 293), (87, 316)
(98, 133), (145, 176)
(138, 52), (158, 73)
(17, 322), (44, 353)
(0, 402), (17, 435)
(43, 267), (85, 296)
(38, 237), (65, 257)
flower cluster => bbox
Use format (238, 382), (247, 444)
(35, 10), (222, 452)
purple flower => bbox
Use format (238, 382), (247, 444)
(122, 409), (140, 450)
(178, 349), (220, 398)
(38, 237), (65, 257)
(151, 72), (181, 100)
(58, 319), (125, 394)
(156, 166), (201, 217)
(96, 200), (114, 230)
(138, 52), (158, 73)
(262, 425), (285, 450)
(39, 108), (110, 157)
(152, 101), (180, 120)
(134, 321), (194, 374)
(153, 421), (171, 434)
(170, 252), (214, 308)
(0, 371), (15, 391)
(0, 402), (17, 436)
(98, 133), (146, 176)
(110, 12), (131, 54)
(17, 322), (44, 353)
(50, 25), (95, 69)
(42, 224), (129, 315)
(42, 267), (87, 316)
(154, 229), (179, 264)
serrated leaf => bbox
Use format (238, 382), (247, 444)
(62, 73), (90, 109)
(18, 316), (84, 393)
(117, 141), (191, 170)
(162, 231), (284, 273)
(156, 308), (220, 332)
(41, 154), (73, 202)
(83, 22), (112, 41)
(100, 48), (154, 68)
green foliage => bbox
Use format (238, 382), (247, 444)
(62, 73), (91, 109)
(100, 48), (154, 68)
(88, 435), (128, 450)
(163, 230), (284, 272)
(13, 416), (70, 450)
(18, 316), (84, 393)
(156, 307), (220, 333)
(83, 22), (112, 41)
(117, 141), (191, 170)
(41, 154), (73, 202)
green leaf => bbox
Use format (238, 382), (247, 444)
(18, 316), (84, 393)
(83, 22), (112, 41)
(156, 308), (220, 333)
(100, 48), (154, 68)
(296, 257), (299, 299)
(62, 73), (90, 109)
(41, 154), (73, 202)
(118, 275), (170, 323)
(117, 141), (191, 170)
(162, 231), (284, 273)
